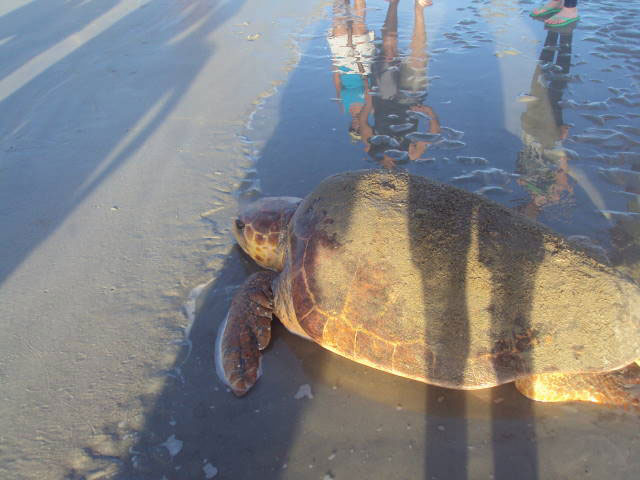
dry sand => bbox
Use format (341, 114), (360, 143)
(0, 0), (324, 478)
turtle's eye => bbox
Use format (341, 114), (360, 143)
(235, 219), (245, 231)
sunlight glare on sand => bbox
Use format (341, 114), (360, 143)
(0, 0), (33, 18)
(0, 0), (151, 103)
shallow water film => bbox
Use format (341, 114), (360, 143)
(1, 0), (640, 479)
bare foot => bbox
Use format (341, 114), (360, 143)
(545, 6), (578, 24)
(416, 0), (432, 7)
(531, 0), (562, 16)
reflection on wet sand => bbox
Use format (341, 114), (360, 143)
(330, 0), (445, 169)
(517, 26), (576, 219)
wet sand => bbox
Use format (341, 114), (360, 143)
(1, 0), (640, 479)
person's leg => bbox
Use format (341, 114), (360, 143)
(546, 0), (579, 25)
(332, 0), (349, 37)
(408, 0), (428, 72)
(531, 0), (563, 17)
(382, 0), (399, 62)
(548, 31), (573, 129)
(352, 0), (368, 36)
(539, 30), (559, 64)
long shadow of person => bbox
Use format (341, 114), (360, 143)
(406, 177), (472, 480)
(0, 0), (119, 82)
(485, 24), (577, 479)
(0, 0), (118, 84)
(478, 25), (582, 480)
(406, 172), (545, 480)
(0, 0), (244, 288)
(480, 204), (543, 480)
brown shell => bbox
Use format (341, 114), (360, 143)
(276, 170), (640, 389)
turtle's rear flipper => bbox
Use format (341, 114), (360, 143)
(515, 363), (640, 411)
(215, 271), (278, 396)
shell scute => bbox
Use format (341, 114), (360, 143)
(345, 261), (395, 328)
(354, 330), (395, 369)
(393, 342), (436, 381)
(290, 271), (314, 320)
(299, 308), (328, 341)
(323, 317), (356, 355)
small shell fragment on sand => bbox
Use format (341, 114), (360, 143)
(203, 463), (218, 479)
(517, 94), (539, 103)
(495, 48), (521, 57)
(294, 384), (314, 399)
(161, 435), (183, 457)
(247, 34), (261, 41)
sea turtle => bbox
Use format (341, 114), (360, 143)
(215, 170), (640, 408)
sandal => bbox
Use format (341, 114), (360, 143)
(545, 14), (580, 27)
(530, 4), (562, 18)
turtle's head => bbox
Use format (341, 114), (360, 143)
(233, 196), (302, 271)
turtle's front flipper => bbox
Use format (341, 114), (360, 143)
(515, 363), (640, 411)
(215, 271), (278, 396)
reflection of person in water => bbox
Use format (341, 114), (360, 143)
(367, 0), (440, 168)
(328, 0), (375, 141)
(517, 26), (575, 219)
(329, 0), (439, 169)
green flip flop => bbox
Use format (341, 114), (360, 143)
(546, 15), (580, 27)
(530, 5), (562, 18)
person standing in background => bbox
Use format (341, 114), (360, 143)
(530, 0), (580, 27)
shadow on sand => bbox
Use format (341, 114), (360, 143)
(0, 0), (245, 286)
